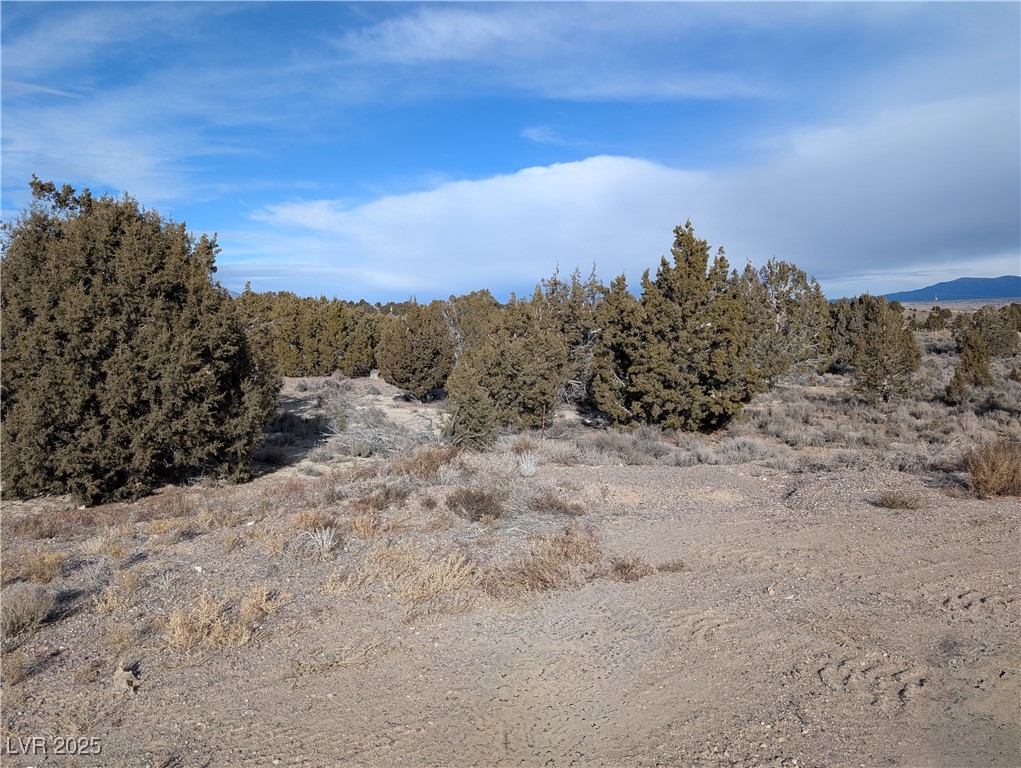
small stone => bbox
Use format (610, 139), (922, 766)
(113, 666), (139, 694)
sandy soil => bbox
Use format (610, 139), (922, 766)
(1, 384), (1018, 768)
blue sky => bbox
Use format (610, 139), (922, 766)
(2, 2), (1019, 303)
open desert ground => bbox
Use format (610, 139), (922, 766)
(2, 361), (1018, 768)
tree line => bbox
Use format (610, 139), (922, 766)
(3, 180), (1018, 503)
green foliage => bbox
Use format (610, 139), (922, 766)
(920, 305), (953, 331)
(591, 221), (751, 431)
(590, 275), (643, 424)
(442, 289), (501, 364)
(959, 329), (994, 387)
(740, 259), (830, 386)
(376, 301), (454, 400)
(953, 305), (1021, 358)
(1, 179), (279, 504)
(531, 266), (605, 405)
(849, 295), (921, 402)
(445, 298), (567, 439)
(444, 359), (499, 449)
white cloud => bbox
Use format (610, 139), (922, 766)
(230, 89), (1019, 301)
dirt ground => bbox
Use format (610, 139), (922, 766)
(1, 379), (1018, 768)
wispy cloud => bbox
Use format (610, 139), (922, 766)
(1, 80), (81, 99)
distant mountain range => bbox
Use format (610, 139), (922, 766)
(884, 275), (1020, 303)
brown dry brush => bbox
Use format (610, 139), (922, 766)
(965, 438), (1021, 499)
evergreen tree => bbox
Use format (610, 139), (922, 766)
(376, 300), (454, 400)
(532, 266), (605, 405)
(444, 358), (499, 449)
(442, 289), (501, 363)
(1, 179), (278, 504)
(740, 259), (830, 386)
(598, 221), (750, 431)
(850, 295), (921, 402)
(960, 329), (994, 387)
(446, 298), (567, 434)
(954, 305), (1021, 358)
(590, 275), (643, 425)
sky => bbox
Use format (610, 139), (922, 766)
(2, 1), (1019, 303)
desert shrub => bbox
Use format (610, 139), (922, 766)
(487, 521), (602, 597)
(1, 545), (67, 585)
(387, 443), (459, 481)
(965, 439), (1021, 498)
(287, 527), (341, 561)
(875, 491), (923, 510)
(530, 486), (584, 516)
(447, 486), (506, 521)
(163, 586), (283, 653)
(1, 179), (279, 504)
(1, 583), (55, 648)
(604, 555), (656, 582)
(289, 509), (336, 531)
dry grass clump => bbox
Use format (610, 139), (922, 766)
(287, 527), (341, 561)
(965, 438), (1021, 499)
(1, 544), (67, 585)
(1, 583), (55, 649)
(366, 544), (479, 616)
(387, 443), (459, 481)
(163, 585), (285, 654)
(530, 485), (584, 516)
(447, 486), (507, 522)
(350, 482), (412, 513)
(487, 521), (602, 597)
(1, 647), (31, 685)
(604, 555), (657, 582)
(289, 509), (336, 532)
(4, 513), (64, 541)
(875, 491), (923, 510)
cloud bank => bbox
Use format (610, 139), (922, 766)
(223, 88), (1019, 300)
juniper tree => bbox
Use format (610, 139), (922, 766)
(590, 274), (643, 425)
(531, 266), (605, 405)
(376, 300), (454, 400)
(1, 178), (278, 504)
(740, 259), (830, 387)
(849, 295), (921, 402)
(444, 357), (499, 448)
(591, 221), (750, 431)
(446, 298), (567, 434)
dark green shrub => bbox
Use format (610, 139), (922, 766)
(1, 179), (279, 504)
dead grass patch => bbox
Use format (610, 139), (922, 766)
(447, 486), (506, 522)
(1, 584), (55, 649)
(351, 483), (412, 513)
(367, 544), (479, 614)
(875, 491), (924, 510)
(289, 509), (336, 532)
(965, 438), (1021, 498)
(1, 545), (67, 585)
(1, 648), (31, 685)
(163, 585), (286, 654)
(604, 555), (656, 582)
(348, 509), (381, 539)
(388, 443), (459, 480)
(530, 485), (584, 516)
(487, 521), (602, 598)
